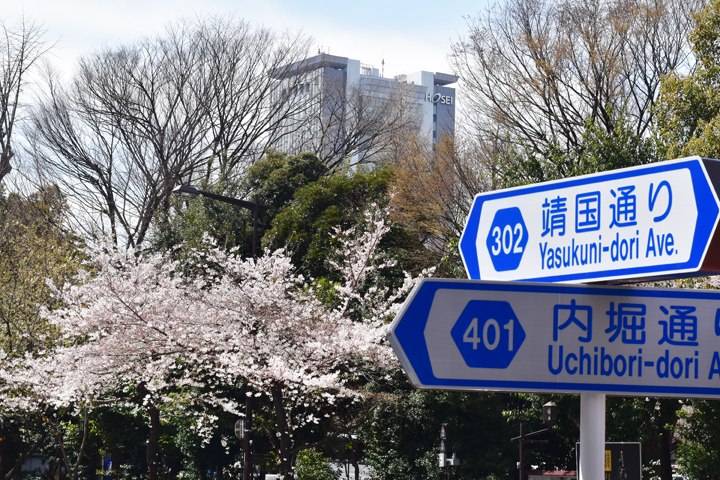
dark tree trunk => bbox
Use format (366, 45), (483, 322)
(658, 399), (678, 480)
(0, 419), (8, 479)
(136, 383), (161, 480)
(659, 426), (674, 480)
(0, 148), (12, 184)
(271, 383), (293, 480)
(352, 457), (360, 480)
(147, 403), (161, 480)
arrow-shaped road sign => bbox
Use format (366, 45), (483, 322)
(388, 278), (720, 398)
(459, 157), (720, 283)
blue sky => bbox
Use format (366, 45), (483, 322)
(9, 0), (487, 79)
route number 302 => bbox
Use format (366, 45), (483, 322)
(489, 224), (524, 255)
(484, 207), (528, 272)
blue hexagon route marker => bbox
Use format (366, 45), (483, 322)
(450, 300), (526, 368)
(485, 207), (528, 272)
(459, 157), (720, 283)
(387, 278), (720, 397)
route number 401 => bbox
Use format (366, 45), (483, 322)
(462, 318), (514, 351)
(489, 224), (524, 255)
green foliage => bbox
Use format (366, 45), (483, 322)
(363, 372), (515, 480)
(656, 0), (720, 159)
(245, 151), (329, 213)
(264, 167), (422, 280)
(88, 392), (247, 480)
(84, 404), (155, 480)
(675, 400), (720, 480)
(295, 448), (340, 480)
(499, 117), (658, 188)
(0, 186), (85, 480)
(0, 185), (83, 358)
(438, 237), (465, 279)
(605, 397), (680, 480)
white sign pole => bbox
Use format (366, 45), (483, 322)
(579, 393), (606, 480)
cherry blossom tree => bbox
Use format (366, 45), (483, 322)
(0, 206), (428, 479)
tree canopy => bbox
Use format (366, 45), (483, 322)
(656, 0), (720, 159)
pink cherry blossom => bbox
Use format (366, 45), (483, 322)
(0, 205), (431, 479)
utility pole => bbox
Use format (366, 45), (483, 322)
(172, 185), (268, 480)
(512, 402), (557, 480)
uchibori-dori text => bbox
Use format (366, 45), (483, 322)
(547, 298), (720, 381)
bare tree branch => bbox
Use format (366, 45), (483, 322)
(450, 0), (703, 152)
(0, 15), (49, 183)
(25, 16), (314, 248)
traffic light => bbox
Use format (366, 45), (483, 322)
(438, 423), (459, 468)
(440, 423), (448, 453)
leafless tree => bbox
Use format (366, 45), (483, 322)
(450, 0), (704, 153)
(0, 15), (49, 184)
(28, 26), (209, 248)
(195, 17), (316, 181)
(26, 16), (313, 248)
(275, 63), (425, 169)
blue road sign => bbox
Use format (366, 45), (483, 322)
(387, 278), (720, 397)
(459, 157), (720, 283)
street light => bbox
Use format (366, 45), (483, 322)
(438, 423), (459, 480)
(172, 185), (201, 199)
(542, 402), (557, 427)
(172, 185), (268, 480)
(171, 185), (269, 258)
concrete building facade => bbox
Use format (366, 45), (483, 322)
(394, 69), (457, 141)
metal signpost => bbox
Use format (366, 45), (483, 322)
(173, 185), (267, 480)
(459, 156), (720, 284)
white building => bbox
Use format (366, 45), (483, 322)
(272, 53), (457, 166)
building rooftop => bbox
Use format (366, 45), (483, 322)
(275, 53), (459, 85)
(434, 72), (459, 86)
